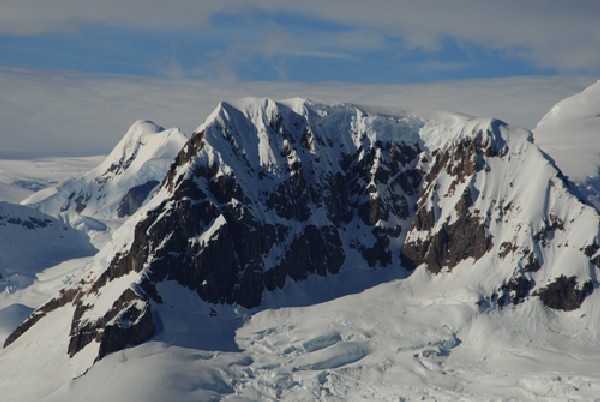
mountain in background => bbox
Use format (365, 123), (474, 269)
(1, 96), (599, 400)
(23, 121), (187, 231)
(534, 80), (600, 210)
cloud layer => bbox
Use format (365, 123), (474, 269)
(1, 1), (599, 73)
(0, 67), (594, 156)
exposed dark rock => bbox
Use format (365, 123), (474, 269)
(533, 215), (565, 247)
(96, 301), (154, 360)
(2, 216), (53, 230)
(68, 288), (154, 358)
(401, 217), (492, 273)
(74, 194), (89, 213)
(3, 288), (79, 348)
(394, 169), (422, 196)
(265, 225), (345, 291)
(584, 240), (599, 257)
(534, 276), (594, 311)
(374, 167), (390, 184)
(400, 132), (508, 273)
(96, 142), (143, 184)
(208, 174), (247, 204)
(426, 149), (451, 183)
(321, 172), (353, 227)
(446, 139), (483, 180)
(361, 228), (393, 267)
(267, 179), (311, 222)
(58, 191), (90, 214)
(358, 198), (386, 226)
(98, 184), (343, 310)
(498, 241), (517, 259)
(415, 204), (436, 231)
(522, 251), (541, 273)
(165, 131), (205, 191)
(583, 240), (600, 268)
(497, 276), (534, 307)
(402, 187), (492, 273)
(117, 180), (159, 217)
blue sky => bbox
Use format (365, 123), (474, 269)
(0, 1), (597, 83)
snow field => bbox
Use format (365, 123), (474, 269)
(31, 272), (600, 401)
(0, 156), (103, 204)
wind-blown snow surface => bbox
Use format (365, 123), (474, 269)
(23, 120), (187, 228)
(534, 80), (600, 210)
(1, 99), (600, 400)
(0, 202), (95, 278)
(0, 156), (103, 204)
(15, 275), (600, 401)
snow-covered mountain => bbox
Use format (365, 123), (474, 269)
(2, 98), (599, 400)
(534, 80), (600, 210)
(23, 121), (187, 228)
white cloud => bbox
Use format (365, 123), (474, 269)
(1, 0), (598, 72)
(0, 66), (594, 157)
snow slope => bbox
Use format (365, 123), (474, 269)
(0, 201), (96, 342)
(0, 201), (95, 280)
(23, 121), (187, 228)
(534, 80), (600, 210)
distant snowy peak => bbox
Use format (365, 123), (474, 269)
(6, 98), (599, 367)
(24, 120), (187, 223)
(534, 80), (600, 209)
(94, 120), (179, 182)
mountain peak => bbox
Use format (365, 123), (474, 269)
(23, 120), (188, 224)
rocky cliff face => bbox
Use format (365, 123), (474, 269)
(5, 99), (599, 364)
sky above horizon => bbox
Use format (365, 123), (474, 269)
(0, 1), (598, 157)
(1, 1), (599, 83)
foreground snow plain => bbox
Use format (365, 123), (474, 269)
(10, 269), (600, 401)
